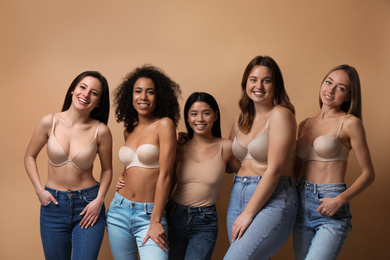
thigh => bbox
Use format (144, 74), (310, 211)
(40, 198), (72, 260)
(226, 181), (244, 242)
(185, 211), (218, 260)
(306, 221), (351, 260)
(72, 204), (106, 260)
(136, 205), (169, 260)
(225, 183), (297, 260)
(106, 201), (138, 260)
(167, 202), (188, 260)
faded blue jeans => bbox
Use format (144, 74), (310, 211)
(106, 192), (169, 260)
(293, 179), (352, 260)
(40, 183), (105, 260)
(224, 176), (298, 260)
(166, 199), (218, 260)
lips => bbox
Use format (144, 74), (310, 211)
(78, 97), (89, 104)
(138, 103), (149, 109)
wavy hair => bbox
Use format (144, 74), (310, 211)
(114, 65), (181, 132)
(238, 56), (295, 134)
(319, 64), (362, 120)
(61, 71), (110, 124)
(184, 92), (221, 139)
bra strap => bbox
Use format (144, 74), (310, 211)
(94, 122), (100, 139)
(51, 114), (56, 134)
(336, 115), (347, 138)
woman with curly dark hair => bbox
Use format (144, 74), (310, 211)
(107, 65), (181, 260)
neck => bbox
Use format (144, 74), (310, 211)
(191, 132), (216, 145)
(320, 106), (345, 119)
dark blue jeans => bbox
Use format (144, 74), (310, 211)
(40, 184), (105, 260)
(166, 199), (218, 260)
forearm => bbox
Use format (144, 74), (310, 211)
(338, 169), (375, 204)
(96, 169), (112, 202)
(243, 171), (281, 218)
(151, 173), (171, 223)
(24, 156), (45, 193)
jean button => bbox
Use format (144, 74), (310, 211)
(131, 203), (135, 207)
(68, 193), (72, 197)
(243, 177), (248, 182)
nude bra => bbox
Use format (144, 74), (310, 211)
(232, 110), (273, 164)
(47, 114), (99, 171)
(119, 144), (159, 169)
(296, 116), (350, 162)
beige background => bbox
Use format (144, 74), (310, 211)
(1, 0), (389, 259)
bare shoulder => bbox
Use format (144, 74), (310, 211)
(37, 113), (55, 130)
(270, 106), (296, 126)
(344, 114), (365, 134)
(97, 122), (112, 138)
(157, 117), (176, 130)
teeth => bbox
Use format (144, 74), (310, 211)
(255, 91), (265, 95)
(139, 104), (149, 108)
(78, 98), (88, 104)
(196, 124), (206, 127)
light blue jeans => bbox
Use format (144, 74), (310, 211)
(106, 192), (169, 260)
(224, 176), (298, 260)
(293, 180), (352, 260)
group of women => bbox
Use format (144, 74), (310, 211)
(25, 55), (375, 260)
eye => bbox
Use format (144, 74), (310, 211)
(338, 86), (346, 92)
(91, 91), (98, 96)
(264, 79), (272, 84)
(249, 78), (257, 83)
(325, 80), (332, 85)
(190, 112), (197, 117)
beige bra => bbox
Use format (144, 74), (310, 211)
(296, 116), (350, 162)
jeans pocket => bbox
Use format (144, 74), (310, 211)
(83, 192), (98, 203)
(41, 201), (52, 207)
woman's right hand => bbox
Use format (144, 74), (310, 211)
(116, 169), (125, 191)
(37, 189), (58, 206)
(177, 132), (189, 145)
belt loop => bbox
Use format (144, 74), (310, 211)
(233, 174), (236, 183)
(55, 190), (59, 200)
(119, 196), (124, 206)
(313, 184), (317, 194)
(78, 190), (82, 200)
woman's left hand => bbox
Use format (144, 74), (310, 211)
(142, 222), (169, 251)
(317, 196), (345, 217)
(231, 212), (253, 242)
(79, 199), (103, 229)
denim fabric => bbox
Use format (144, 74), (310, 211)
(106, 192), (169, 260)
(166, 199), (218, 260)
(293, 179), (352, 260)
(40, 183), (105, 260)
(224, 176), (298, 260)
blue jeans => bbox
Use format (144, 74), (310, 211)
(40, 183), (106, 260)
(224, 176), (298, 260)
(293, 180), (353, 260)
(166, 199), (218, 260)
(106, 192), (169, 260)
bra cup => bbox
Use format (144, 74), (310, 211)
(47, 135), (69, 165)
(248, 136), (268, 163)
(119, 146), (135, 166)
(313, 135), (341, 158)
(232, 138), (247, 162)
(296, 138), (309, 159)
(137, 144), (159, 165)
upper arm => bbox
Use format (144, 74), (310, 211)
(97, 124), (113, 172)
(267, 108), (297, 170)
(346, 117), (375, 175)
(223, 139), (240, 173)
(229, 115), (239, 141)
(157, 118), (177, 176)
(25, 114), (53, 161)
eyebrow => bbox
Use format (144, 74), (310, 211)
(328, 77), (347, 87)
(81, 82), (100, 93)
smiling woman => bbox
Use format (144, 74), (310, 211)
(24, 71), (113, 260)
(107, 65), (181, 260)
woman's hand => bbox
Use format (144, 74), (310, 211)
(116, 169), (125, 191)
(177, 132), (189, 145)
(79, 199), (103, 229)
(317, 196), (345, 217)
(142, 221), (169, 251)
(37, 189), (58, 206)
(231, 212), (253, 242)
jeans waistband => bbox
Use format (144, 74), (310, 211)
(45, 182), (100, 199)
(114, 192), (154, 211)
(168, 199), (216, 213)
(299, 179), (347, 192)
(233, 175), (295, 186)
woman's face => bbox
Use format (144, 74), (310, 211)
(132, 77), (157, 117)
(245, 65), (274, 104)
(187, 101), (217, 136)
(320, 70), (351, 108)
(71, 76), (102, 112)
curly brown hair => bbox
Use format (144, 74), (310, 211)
(114, 65), (181, 132)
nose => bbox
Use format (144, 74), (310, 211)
(197, 114), (204, 121)
(140, 91), (148, 100)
